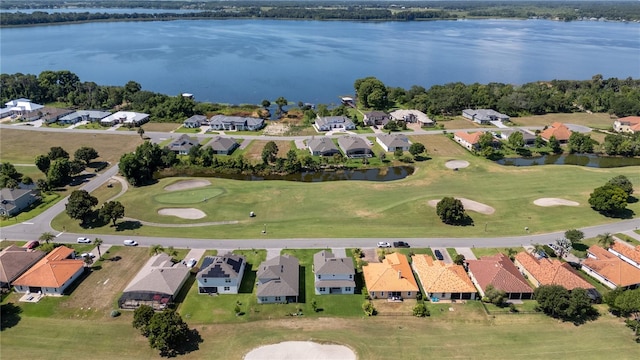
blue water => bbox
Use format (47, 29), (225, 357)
(1, 19), (638, 104)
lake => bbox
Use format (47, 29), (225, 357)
(1, 19), (638, 104)
(496, 154), (640, 168)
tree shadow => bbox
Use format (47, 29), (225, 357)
(413, 155), (431, 162)
(87, 161), (108, 170)
(572, 242), (588, 253)
(627, 196), (638, 204)
(0, 302), (22, 331)
(115, 220), (142, 232)
(600, 208), (635, 219)
(163, 328), (203, 358)
(353, 271), (365, 295)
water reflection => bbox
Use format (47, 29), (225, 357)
(497, 154), (640, 168)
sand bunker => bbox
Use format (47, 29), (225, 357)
(164, 179), (211, 191)
(244, 341), (356, 360)
(533, 198), (580, 207)
(428, 197), (495, 215)
(445, 160), (470, 169)
(158, 208), (206, 219)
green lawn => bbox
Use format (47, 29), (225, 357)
(174, 126), (201, 133)
(472, 247), (525, 258)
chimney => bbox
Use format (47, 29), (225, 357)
(398, 271), (402, 279)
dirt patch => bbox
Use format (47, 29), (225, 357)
(164, 179), (211, 191)
(263, 123), (291, 135)
(445, 160), (470, 169)
(428, 198), (495, 215)
(158, 208), (206, 219)
(533, 198), (580, 207)
(244, 341), (356, 360)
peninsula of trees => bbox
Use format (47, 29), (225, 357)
(2, 1), (640, 27)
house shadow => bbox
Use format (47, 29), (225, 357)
(238, 265), (257, 294)
(115, 220), (142, 232)
(0, 302), (22, 331)
(297, 265), (306, 304)
(172, 273), (197, 307)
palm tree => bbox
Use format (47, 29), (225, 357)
(149, 244), (164, 256)
(137, 127), (145, 139)
(532, 243), (545, 256)
(39, 232), (55, 244)
(165, 246), (177, 258)
(597, 232), (615, 249)
(94, 238), (103, 257)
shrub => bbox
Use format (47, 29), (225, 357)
(362, 301), (376, 316)
(110, 310), (121, 317)
(413, 303), (430, 317)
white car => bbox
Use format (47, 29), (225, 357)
(123, 239), (138, 246)
(79, 252), (95, 259)
(186, 258), (197, 268)
(77, 237), (91, 243)
(377, 241), (391, 248)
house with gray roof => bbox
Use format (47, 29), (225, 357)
(118, 253), (190, 310)
(307, 137), (341, 156)
(209, 115), (264, 131)
(57, 110), (111, 125)
(100, 111), (149, 127)
(256, 254), (299, 304)
(183, 114), (208, 128)
(390, 109), (434, 127)
(376, 133), (411, 152)
(363, 111), (390, 127)
(315, 116), (356, 132)
(462, 109), (510, 124)
(197, 253), (246, 294)
(313, 250), (355, 295)
(0, 245), (46, 289)
(0, 188), (40, 217)
(498, 129), (537, 146)
(337, 136), (373, 158)
(167, 134), (199, 155)
(205, 136), (239, 155)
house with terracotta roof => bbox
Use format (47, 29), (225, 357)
(613, 116), (640, 134)
(12, 246), (85, 296)
(411, 254), (477, 302)
(454, 131), (484, 151)
(539, 122), (572, 143)
(0, 245), (45, 290)
(119, 253), (191, 310)
(513, 252), (597, 296)
(256, 254), (299, 304)
(313, 250), (355, 295)
(363, 253), (419, 300)
(466, 253), (534, 300)
(197, 253), (246, 294)
(582, 245), (640, 290)
(609, 242), (640, 270)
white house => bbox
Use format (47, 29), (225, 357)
(313, 250), (355, 295)
(100, 111), (150, 126)
(197, 254), (246, 295)
(315, 116), (356, 131)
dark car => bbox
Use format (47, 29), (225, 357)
(26, 240), (39, 250)
(434, 249), (444, 260)
(393, 241), (410, 248)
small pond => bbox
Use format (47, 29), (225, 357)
(185, 166), (414, 182)
(496, 154), (640, 168)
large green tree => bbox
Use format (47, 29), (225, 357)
(588, 184), (628, 215)
(0, 162), (23, 188)
(132, 304), (155, 336)
(119, 142), (167, 186)
(34, 154), (51, 174)
(567, 132), (594, 153)
(48, 146), (69, 160)
(261, 141), (279, 164)
(606, 175), (634, 196)
(99, 201), (125, 226)
(564, 229), (585, 245)
(534, 285), (596, 323)
(47, 158), (71, 187)
(409, 142), (426, 156)
(74, 146), (99, 165)
(354, 77), (387, 109)
(436, 197), (468, 225)
(65, 190), (98, 225)
(146, 309), (190, 356)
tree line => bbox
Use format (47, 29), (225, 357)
(3, 1), (640, 26)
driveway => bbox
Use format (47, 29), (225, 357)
(433, 247), (452, 264)
(455, 247), (477, 260)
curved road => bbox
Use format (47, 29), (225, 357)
(1, 124), (637, 251)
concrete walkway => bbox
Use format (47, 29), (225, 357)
(266, 248), (282, 259)
(621, 230), (640, 242)
(184, 248), (206, 263)
(455, 247), (477, 260)
(238, 138), (252, 150)
(332, 248), (347, 258)
(106, 176), (129, 202)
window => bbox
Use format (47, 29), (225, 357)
(203, 279), (207, 283)
(225, 279), (231, 283)
(349, 274), (353, 279)
(381, 292), (384, 297)
(318, 275), (321, 279)
(275, 296), (281, 301)
(224, 287), (230, 291)
(261, 297), (267, 302)
(319, 287), (326, 292)
(345, 287), (351, 292)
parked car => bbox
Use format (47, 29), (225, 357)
(26, 240), (39, 250)
(77, 237), (91, 243)
(377, 241), (391, 248)
(79, 252), (95, 259)
(434, 249), (444, 260)
(186, 258), (197, 268)
(393, 241), (410, 248)
(123, 239), (138, 246)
